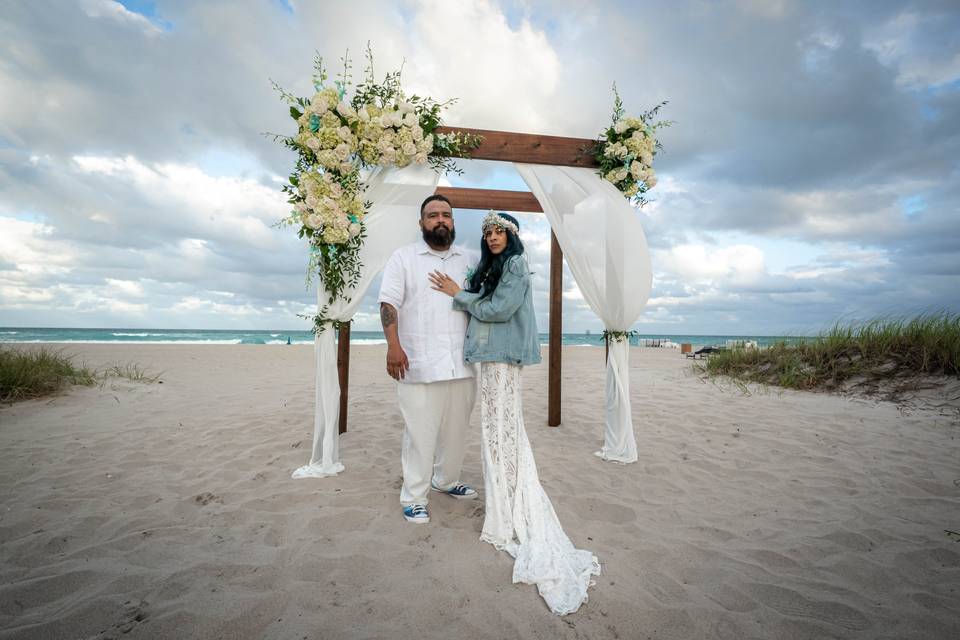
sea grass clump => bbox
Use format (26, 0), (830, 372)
(0, 346), (97, 402)
(701, 313), (960, 393)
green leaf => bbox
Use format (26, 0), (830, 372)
(290, 106), (302, 120)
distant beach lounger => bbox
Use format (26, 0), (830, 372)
(687, 346), (724, 359)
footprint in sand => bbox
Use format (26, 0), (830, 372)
(567, 497), (637, 524)
(193, 492), (223, 506)
(747, 583), (871, 631)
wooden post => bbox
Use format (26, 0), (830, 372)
(337, 321), (350, 435)
(548, 232), (562, 427)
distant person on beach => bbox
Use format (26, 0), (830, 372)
(377, 194), (479, 525)
(429, 211), (599, 615)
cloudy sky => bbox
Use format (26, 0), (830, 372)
(1, 0), (958, 335)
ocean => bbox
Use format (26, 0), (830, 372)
(0, 328), (804, 348)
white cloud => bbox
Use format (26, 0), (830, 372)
(656, 243), (766, 285)
(80, 0), (162, 35)
(864, 11), (960, 88)
(404, 0), (562, 132)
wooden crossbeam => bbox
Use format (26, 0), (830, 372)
(436, 127), (600, 168)
(434, 186), (543, 212)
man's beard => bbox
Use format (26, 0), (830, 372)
(422, 224), (455, 247)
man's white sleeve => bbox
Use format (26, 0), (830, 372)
(377, 250), (405, 309)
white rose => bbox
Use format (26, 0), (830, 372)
(305, 214), (323, 229)
(402, 112), (418, 127)
(336, 102), (356, 119)
(310, 94), (329, 113)
(339, 161), (353, 174)
(305, 137), (321, 151)
(336, 126), (352, 142)
(294, 201), (308, 213)
(357, 107), (370, 122)
(401, 141), (417, 156)
(614, 120), (629, 134)
(414, 151), (428, 164)
(349, 222), (362, 238)
(411, 125), (424, 141)
(645, 173), (658, 188)
(630, 161), (644, 178)
(334, 143), (351, 161)
(305, 194), (319, 208)
(604, 142), (629, 159)
(641, 151), (653, 166)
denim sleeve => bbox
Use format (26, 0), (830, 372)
(452, 256), (528, 322)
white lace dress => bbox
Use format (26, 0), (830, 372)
(479, 362), (601, 615)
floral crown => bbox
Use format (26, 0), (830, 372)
(481, 210), (519, 236)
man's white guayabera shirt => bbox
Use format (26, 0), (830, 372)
(378, 240), (478, 384)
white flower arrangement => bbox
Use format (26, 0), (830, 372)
(270, 46), (481, 332)
(594, 84), (671, 206)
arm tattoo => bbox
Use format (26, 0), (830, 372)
(380, 303), (397, 328)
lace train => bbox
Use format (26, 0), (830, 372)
(479, 362), (600, 615)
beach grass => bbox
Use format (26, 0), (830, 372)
(699, 312), (960, 393)
(0, 345), (98, 402)
(1, 346), (163, 403)
(102, 362), (163, 384)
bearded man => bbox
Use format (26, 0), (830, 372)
(377, 194), (479, 524)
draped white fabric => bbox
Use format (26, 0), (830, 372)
(514, 164), (651, 463)
(292, 165), (440, 479)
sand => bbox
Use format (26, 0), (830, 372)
(1, 344), (958, 639)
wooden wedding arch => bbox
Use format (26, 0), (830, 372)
(336, 127), (601, 433)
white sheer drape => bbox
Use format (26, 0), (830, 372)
(514, 164), (652, 463)
(293, 165), (440, 479)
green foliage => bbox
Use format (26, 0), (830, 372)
(602, 329), (637, 344)
(269, 44), (483, 335)
(0, 346), (97, 402)
(699, 313), (960, 394)
(595, 84), (672, 207)
(102, 363), (163, 384)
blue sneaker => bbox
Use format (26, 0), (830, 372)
(402, 503), (430, 524)
(431, 482), (477, 500)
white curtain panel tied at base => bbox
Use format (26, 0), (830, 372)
(514, 164), (652, 464)
(292, 165), (440, 479)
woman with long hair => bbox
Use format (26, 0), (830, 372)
(429, 211), (600, 615)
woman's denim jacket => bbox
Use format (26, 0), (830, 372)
(453, 255), (542, 366)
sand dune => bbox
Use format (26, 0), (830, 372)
(1, 344), (958, 639)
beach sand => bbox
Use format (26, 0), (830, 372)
(1, 344), (958, 639)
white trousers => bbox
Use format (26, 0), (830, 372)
(397, 377), (476, 506)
